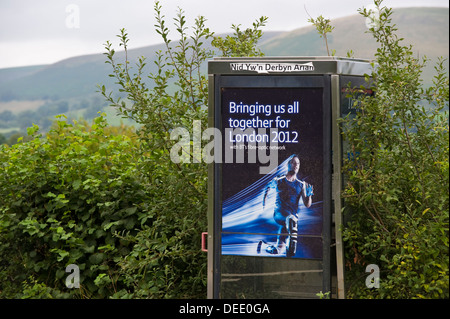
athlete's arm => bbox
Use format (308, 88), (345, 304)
(301, 181), (313, 208)
(263, 177), (278, 209)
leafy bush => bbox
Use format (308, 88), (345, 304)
(98, 1), (268, 298)
(211, 16), (267, 57)
(0, 1), (268, 299)
(340, 0), (449, 298)
(0, 113), (211, 298)
(0, 115), (145, 298)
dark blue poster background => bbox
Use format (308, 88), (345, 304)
(221, 87), (324, 259)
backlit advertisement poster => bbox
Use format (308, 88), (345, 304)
(221, 86), (324, 259)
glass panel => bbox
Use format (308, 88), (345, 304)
(220, 255), (323, 299)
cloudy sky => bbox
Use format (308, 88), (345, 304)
(0, 0), (448, 69)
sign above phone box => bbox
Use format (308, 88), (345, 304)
(208, 56), (374, 76)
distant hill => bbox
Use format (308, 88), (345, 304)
(0, 7), (448, 136)
(0, 65), (48, 85)
(260, 7), (449, 85)
(261, 7), (448, 57)
(0, 42), (164, 102)
(0, 31), (284, 103)
(1, 7), (448, 102)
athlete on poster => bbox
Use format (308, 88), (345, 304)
(221, 87), (324, 259)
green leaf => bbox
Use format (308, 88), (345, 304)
(89, 253), (105, 265)
(72, 179), (82, 190)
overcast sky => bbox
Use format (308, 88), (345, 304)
(0, 0), (448, 69)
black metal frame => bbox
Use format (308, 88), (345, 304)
(211, 74), (332, 298)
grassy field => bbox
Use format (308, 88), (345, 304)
(0, 100), (46, 114)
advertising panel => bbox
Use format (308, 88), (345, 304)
(220, 86), (324, 259)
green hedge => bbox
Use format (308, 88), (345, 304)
(341, 1), (449, 298)
(0, 115), (207, 298)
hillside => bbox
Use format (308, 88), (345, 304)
(0, 7), (448, 137)
(260, 7), (449, 84)
(0, 31), (284, 102)
(0, 43), (165, 102)
(261, 7), (448, 57)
